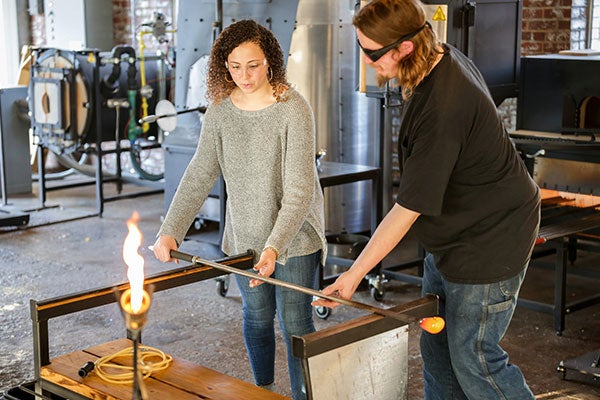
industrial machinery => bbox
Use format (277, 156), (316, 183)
(426, 0), (522, 106)
(509, 53), (600, 384)
(511, 53), (600, 325)
(27, 12), (173, 216)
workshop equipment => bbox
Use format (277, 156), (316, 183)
(139, 99), (205, 131)
(511, 54), (600, 333)
(510, 53), (600, 385)
(294, 295), (438, 400)
(0, 87), (31, 227)
(25, 11), (174, 217)
(30, 250), (254, 400)
(28, 246), (440, 400)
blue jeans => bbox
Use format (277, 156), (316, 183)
(421, 253), (535, 400)
(235, 251), (320, 400)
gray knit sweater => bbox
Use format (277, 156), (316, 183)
(158, 88), (327, 265)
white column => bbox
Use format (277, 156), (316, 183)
(0, 0), (20, 87)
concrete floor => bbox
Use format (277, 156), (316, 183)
(1, 178), (600, 399)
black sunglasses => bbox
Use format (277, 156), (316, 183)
(357, 22), (430, 62)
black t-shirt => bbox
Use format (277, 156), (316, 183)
(396, 44), (541, 284)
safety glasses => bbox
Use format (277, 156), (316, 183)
(357, 22), (430, 62)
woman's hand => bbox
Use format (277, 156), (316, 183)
(152, 235), (179, 263)
(250, 247), (277, 287)
(311, 269), (362, 308)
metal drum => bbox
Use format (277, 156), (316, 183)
(287, 0), (382, 234)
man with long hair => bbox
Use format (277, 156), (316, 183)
(314, 1), (540, 398)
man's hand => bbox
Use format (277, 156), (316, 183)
(311, 270), (362, 308)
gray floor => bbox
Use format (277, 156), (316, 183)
(1, 178), (600, 399)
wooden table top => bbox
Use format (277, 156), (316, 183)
(40, 338), (289, 400)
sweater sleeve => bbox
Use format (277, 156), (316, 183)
(157, 107), (221, 245)
(263, 93), (317, 257)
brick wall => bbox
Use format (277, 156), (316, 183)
(113, 0), (132, 46)
(113, 0), (174, 51)
(522, 0), (573, 55)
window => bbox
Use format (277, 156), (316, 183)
(591, 0), (600, 49)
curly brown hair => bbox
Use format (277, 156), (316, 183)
(206, 19), (290, 104)
(353, 0), (442, 100)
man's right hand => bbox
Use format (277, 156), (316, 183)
(311, 269), (362, 309)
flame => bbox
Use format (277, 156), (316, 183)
(123, 211), (145, 313)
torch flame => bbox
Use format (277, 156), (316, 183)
(123, 211), (145, 313)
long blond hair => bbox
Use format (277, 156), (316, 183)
(353, 0), (442, 100)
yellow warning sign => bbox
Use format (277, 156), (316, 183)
(433, 6), (447, 21)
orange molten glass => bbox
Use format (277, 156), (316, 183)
(123, 211), (145, 313)
(419, 316), (445, 334)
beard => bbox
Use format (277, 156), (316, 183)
(376, 73), (389, 87)
(378, 71), (401, 88)
(376, 71), (394, 87)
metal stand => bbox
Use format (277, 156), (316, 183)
(368, 84), (425, 293)
(0, 87), (30, 227)
(30, 251), (254, 400)
(119, 287), (152, 400)
(557, 349), (600, 386)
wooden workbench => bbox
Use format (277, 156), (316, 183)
(39, 338), (289, 400)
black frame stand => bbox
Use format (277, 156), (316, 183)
(557, 349), (600, 386)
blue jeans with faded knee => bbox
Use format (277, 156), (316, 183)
(235, 251), (319, 400)
(421, 253), (535, 400)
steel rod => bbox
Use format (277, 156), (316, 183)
(170, 250), (415, 324)
(139, 106), (206, 124)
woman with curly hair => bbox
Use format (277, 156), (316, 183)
(315, 0), (539, 399)
(152, 19), (326, 400)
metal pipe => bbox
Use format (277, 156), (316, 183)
(213, 0), (223, 42)
(170, 249), (415, 324)
(138, 106), (206, 124)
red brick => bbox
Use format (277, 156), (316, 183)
(558, 20), (572, 30)
(523, 9), (544, 19)
(521, 41), (544, 55)
(528, 20), (559, 30)
(544, 7), (571, 19)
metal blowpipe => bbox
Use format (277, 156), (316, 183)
(169, 249), (416, 324)
(138, 106), (207, 124)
